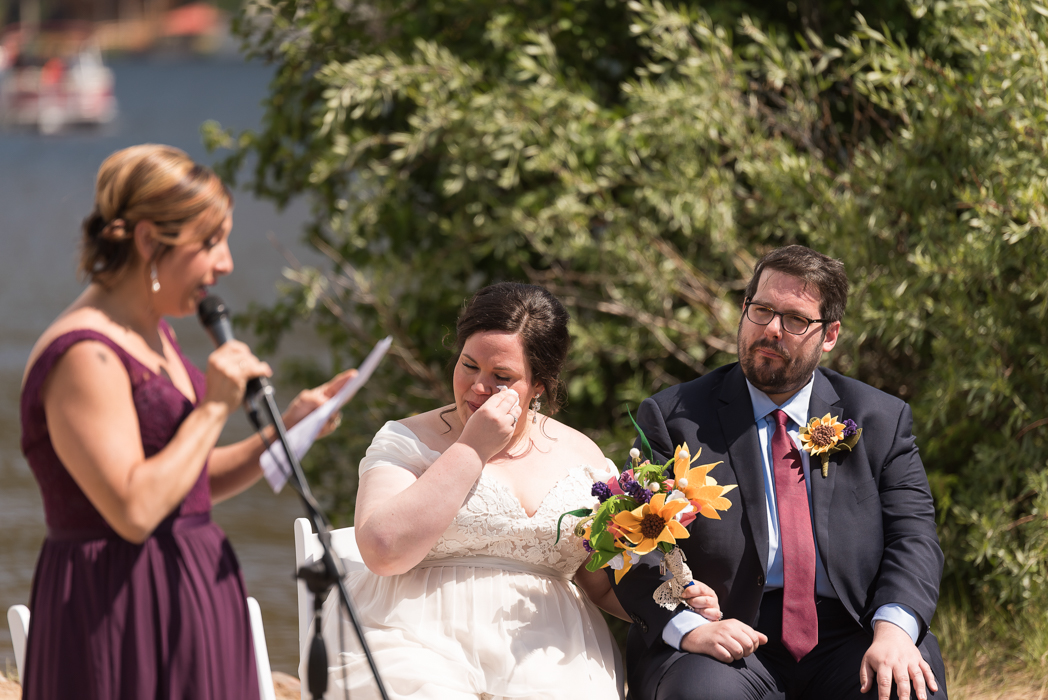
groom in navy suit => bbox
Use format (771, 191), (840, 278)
(612, 245), (946, 700)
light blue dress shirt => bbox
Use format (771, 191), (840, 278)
(662, 374), (920, 649)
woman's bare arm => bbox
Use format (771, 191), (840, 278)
(574, 564), (630, 620)
(354, 391), (522, 575)
(207, 369), (356, 504)
(574, 561), (723, 624)
(45, 341), (237, 543)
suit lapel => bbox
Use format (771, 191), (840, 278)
(717, 365), (769, 575)
(808, 370), (842, 569)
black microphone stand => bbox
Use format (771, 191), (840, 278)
(246, 384), (391, 700)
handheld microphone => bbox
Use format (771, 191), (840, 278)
(197, 295), (273, 428)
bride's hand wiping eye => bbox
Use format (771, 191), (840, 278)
(459, 387), (522, 461)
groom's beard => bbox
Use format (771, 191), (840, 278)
(737, 327), (824, 398)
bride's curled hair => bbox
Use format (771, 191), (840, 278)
(455, 282), (570, 414)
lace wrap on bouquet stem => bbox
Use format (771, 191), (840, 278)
(653, 547), (693, 610)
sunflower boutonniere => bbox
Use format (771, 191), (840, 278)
(799, 414), (862, 477)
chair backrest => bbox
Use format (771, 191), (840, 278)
(7, 604), (29, 683)
(293, 517), (365, 700)
(246, 596), (277, 700)
(7, 600), (275, 700)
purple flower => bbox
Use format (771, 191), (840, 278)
(583, 539), (595, 553)
(842, 419), (858, 438)
(624, 479), (652, 504)
(592, 482), (613, 502)
(618, 473), (652, 503)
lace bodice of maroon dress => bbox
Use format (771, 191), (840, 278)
(21, 324), (211, 536)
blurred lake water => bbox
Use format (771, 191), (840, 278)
(0, 55), (329, 677)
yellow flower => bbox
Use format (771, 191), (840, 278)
(611, 494), (691, 555)
(611, 550), (634, 584)
(689, 484), (736, 521)
(672, 444), (736, 521)
(672, 444), (695, 477)
(799, 413), (847, 456)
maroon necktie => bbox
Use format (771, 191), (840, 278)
(771, 409), (818, 661)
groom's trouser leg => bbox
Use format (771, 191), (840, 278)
(652, 652), (785, 700)
(754, 591), (948, 700)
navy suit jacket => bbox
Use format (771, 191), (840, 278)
(611, 363), (944, 686)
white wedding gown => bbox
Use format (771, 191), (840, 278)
(305, 421), (623, 700)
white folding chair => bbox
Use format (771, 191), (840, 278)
(7, 604), (29, 682)
(8, 600), (275, 700)
(247, 596), (277, 700)
(293, 517), (366, 700)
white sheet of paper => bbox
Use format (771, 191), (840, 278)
(261, 336), (393, 492)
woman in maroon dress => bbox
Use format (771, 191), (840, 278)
(19, 144), (349, 699)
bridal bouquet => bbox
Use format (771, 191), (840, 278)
(558, 418), (736, 610)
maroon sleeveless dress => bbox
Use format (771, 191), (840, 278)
(19, 325), (259, 700)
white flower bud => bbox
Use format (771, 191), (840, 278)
(678, 477), (689, 488)
(629, 448), (641, 460)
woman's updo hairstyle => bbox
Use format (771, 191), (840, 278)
(80, 144), (233, 285)
(455, 282), (571, 414)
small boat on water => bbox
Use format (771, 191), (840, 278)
(0, 29), (118, 134)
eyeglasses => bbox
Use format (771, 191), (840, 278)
(743, 300), (829, 335)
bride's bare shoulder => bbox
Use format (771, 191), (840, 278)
(539, 416), (608, 468)
(397, 407), (459, 452)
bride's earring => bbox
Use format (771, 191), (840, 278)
(531, 396), (541, 423)
(150, 263), (161, 293)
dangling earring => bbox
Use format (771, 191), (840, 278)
(531, 396), (541, 423)
(150, 263), (160, 293)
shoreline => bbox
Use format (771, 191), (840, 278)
(0, 671), (302, 699)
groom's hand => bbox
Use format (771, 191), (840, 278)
(860, 620), (938, 700)
(682, 580), (722, 621)
(681, 620), (767, 662)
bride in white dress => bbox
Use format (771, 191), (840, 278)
(307, 283), (719, 700)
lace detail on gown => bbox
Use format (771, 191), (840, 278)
(313, 421), (624, 700)
(426, 468), (597, 574)
(360, 421), (612, 576)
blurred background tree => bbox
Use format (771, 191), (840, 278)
(205, 0), (1048, 680)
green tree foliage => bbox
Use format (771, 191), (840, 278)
(206, 0), (1048, 616)
(813, 0), (1048, 613)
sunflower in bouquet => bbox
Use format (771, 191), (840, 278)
(558, 417), (737, 610)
